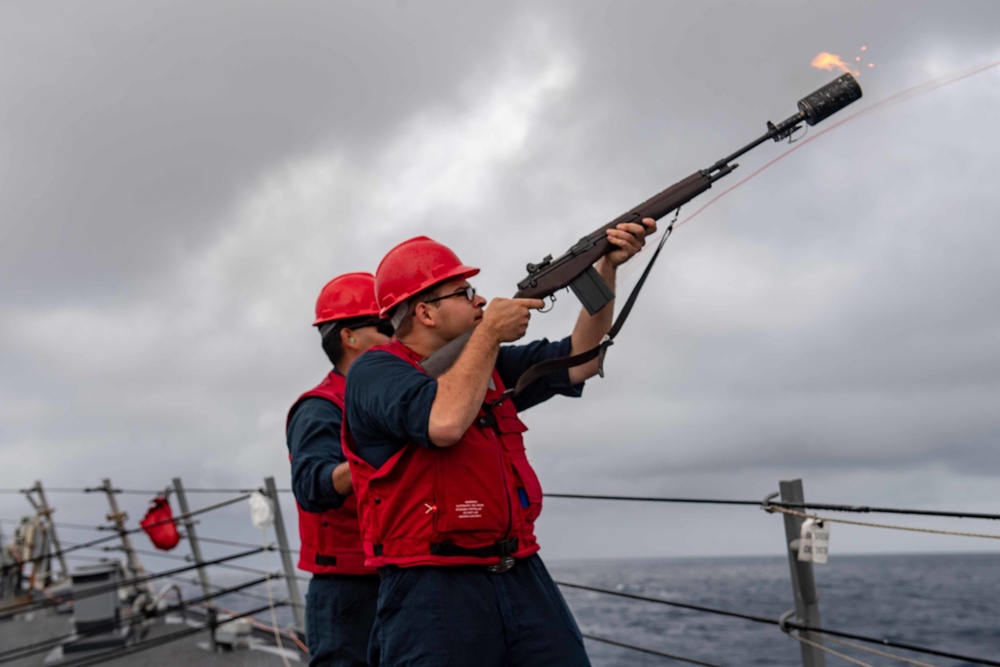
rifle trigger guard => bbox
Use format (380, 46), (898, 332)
(538, 294), (556, 314)
(597, 334), (613, 378)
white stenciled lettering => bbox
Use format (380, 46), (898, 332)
(455, 500), (484, 519)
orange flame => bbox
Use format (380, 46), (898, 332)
(811, 52), (851, 74)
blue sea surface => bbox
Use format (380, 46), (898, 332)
(548, 552), (999, 666)
(217, 552), (998, 666)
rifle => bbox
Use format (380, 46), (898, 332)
(421, 73), (863, 378)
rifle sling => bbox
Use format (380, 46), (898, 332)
(489, 221), (676, 411)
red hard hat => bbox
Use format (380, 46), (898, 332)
(313, 272), (381, 326)
(375, 237), (480, 317)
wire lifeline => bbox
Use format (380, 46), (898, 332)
(22, 532), (123, 563)
(0, 518), (101, 531)
(128, 491), (255, 534)
(11, 487), (998, 520)
(817, 634), (938, 667)
(8, 491), (252, 547)
(0, 487), (293, 494)
(107, 545), (194, 562)
(13, 487), (995, 660)
(766, 505), (1000, 540)
(769, 502), (1000, 521)
(557, 580), (1000, 666)
(197, 534), (300, 554)
(162, 574), (298, 607)
(783, 615), (946, 667)
(582, 633), (724, 667)
(0, 547), (265, 619)
(13, 491), (258, 569)
(784, 617), (1000, 666)
(545, 493), (1000, 521)
(215, 602), (310, 653)
(557, 580), (776, 624)
(113, 545), (304, 582)
(786, 633), (874, 667)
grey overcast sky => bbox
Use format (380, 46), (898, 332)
(2, 1), (999, 566)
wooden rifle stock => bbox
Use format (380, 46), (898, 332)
(513, 171), (713, 305)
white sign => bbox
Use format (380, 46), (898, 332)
(797, 518), (830, 564)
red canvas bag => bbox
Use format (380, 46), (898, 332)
(140, 495), (181, 551)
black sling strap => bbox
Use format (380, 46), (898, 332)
(488, 219), (678, 411)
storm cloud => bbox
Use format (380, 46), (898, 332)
(2, 0), (999, 562)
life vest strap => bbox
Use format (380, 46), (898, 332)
(371, 537), (518, 559)
(430, 538), (519, 558)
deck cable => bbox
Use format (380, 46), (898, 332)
(581, 633), (724, 666)
(0, 575), (275, 665)
(223, 604), (310, 654)
(116, 544), (313, 584)
(121, 492), (254, 534)
(11, 492), (255, 568)
(0, 547), (265, 619)
(787, 633), (874, 667)
(545, 493), (1000, 521)
(783, 619), (1000, 667)
(111, 544), (310, 581)
(164, 574), (304, 608)
(765, 505), (1000, 539)
(556, 581), (1000, 666)
(1, 486), (289, 495)
(0, 518), (104, 531)
(196, 534), (300, 554)
(22, 532), (123, 561)
(809, 634), (937, 667)
(8, 487), (999, 519)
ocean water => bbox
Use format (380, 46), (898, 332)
(549, 552), (999, 666)
(217, 552), (998, 666)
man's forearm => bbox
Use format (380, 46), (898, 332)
(568, 258), (616, 384)
(427, 326), (501, 447)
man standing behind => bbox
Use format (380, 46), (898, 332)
(343, 220), (654, 667)
(286, 272), (393, 667)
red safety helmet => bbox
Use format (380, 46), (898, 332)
(313, 272), (381, 326)
(375, 237), (480, 317)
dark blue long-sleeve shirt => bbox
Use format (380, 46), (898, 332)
(345, 337), (584, 469)
(286, 394), (349, 513)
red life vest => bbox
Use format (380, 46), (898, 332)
(343, 339), (544, 568)
(288, 372), (375, 576)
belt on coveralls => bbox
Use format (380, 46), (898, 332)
(374, 538), (519, 577)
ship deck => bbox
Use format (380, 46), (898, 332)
(0, 603), (306, 667)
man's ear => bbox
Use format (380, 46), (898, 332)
(340, 327), (357, 347)
(412, 302), (437, 328)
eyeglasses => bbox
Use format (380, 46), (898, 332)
(422, 286), (477, 305)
